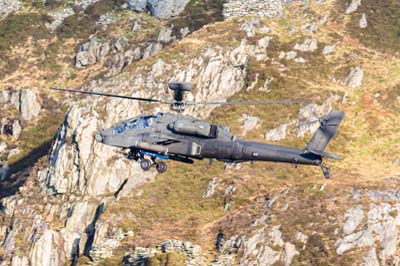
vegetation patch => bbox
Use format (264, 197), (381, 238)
(168, 0), (225, 33)
(341, 0), (400, 54)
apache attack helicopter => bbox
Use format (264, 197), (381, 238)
(52, 82), (344, 178)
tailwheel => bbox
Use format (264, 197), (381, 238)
(156, 162), (168, 174)
(320, 164), (331, 179)
(140, 159), (152, 171)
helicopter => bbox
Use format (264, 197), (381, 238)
(52, 82), (344, 178)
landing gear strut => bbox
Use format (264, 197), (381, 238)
(320, 164), (331, 179)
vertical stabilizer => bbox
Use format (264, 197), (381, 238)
(306, 110), (345, 158)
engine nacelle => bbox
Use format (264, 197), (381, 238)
(169, 120), (218, 138)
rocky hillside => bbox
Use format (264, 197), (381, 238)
(1, 0), (400, 265)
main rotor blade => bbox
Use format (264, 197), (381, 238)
(51, 87), (171, 104)
(187, 99), (311, 106)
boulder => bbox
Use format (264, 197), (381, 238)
(127, 0), (148, 12)
(239, 114), (260, 135)
(0, 0), (23, 18)
(147, 0), (190, 19)
(46, 8), (75, 31)
(20, 89), (41, 120)
(265, 124), (287, 141)
(30, 229), (67, 266)
(343, 205), (363, 235)
(203, 177), (218, 198)
(294, 38), (318, 52)
(359, 13), (368, 28)
(346, 67), (364, 88)
(346, 0), (361, 14)
(0, 90), (10, 104)
(75, 37), (111, 68)
(322, 44), (336, 55)
(12, 120), (21, 139)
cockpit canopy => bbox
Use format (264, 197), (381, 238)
(113, 115), (156, 134)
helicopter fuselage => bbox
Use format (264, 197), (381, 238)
(95, 112), (325, 172)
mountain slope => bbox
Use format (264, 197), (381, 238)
(1, 0), (400, 266)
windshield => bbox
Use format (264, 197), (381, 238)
(113, 116), (156, 134)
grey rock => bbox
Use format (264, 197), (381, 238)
(75, 37), (111, 68)
(0, 164), (10, 181)
(0, 90), (10, 104)
(285, 51), (297, 60)
(294, 38), (318, 52)
(0, 142), (7, 154)
(124, 240), (205, 266)
(301, 22), (318, 33)
(112, 36), (128, 52)
(294, 57), (306, 63)
(0, 0), (23, 18)
(223, 0), (284, 18)
(123, 247), (158, 265)
(46, 8), (75, 31)
(240, 19), (259, 37)
(147, 0), (190, 19)
(203, 177), (218, 198)
(365, 190), (400, 202)
(180, 27), (190, 37)
(131, 20), (142, 31)
(210, 254), (237, 266)
(225, 184), (236, 196)
(363, 248), (380, 266)
(265, 124), (287, 141)
(336, 229), (374, 255)
(7, 148), (20, 160)
(346, 67), (364, 88)
(30, 229), (67, 266)
(360, 13), (368, 28)
(240, 225), (298, 266)
(11, 120), (21, 139)
(10, 91), (19, 108)
(142, 42), (163, 59)
(282, 242), (299, 266)
(288, 25), (297, 35)
(322, 44), (336, 55)
(97, 14), (116, 28)
(127, 0), (147, 12)
(239, 114), (259, 135)
(19, 89), (41, 121)
(343, 205), (364, 235)
(346, 0), (361, 14)
(158, 26), (174, 43)
(11, 256), (29, 266)
(90, 223), (125, 261)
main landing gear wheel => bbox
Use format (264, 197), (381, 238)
(156, 162), (168, 174)
(140, 159), (152, 171)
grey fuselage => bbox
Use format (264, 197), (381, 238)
(96, 112), (322, 166)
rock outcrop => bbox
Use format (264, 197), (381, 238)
(239, 225), (299, 266)
(346, 66), (364, 88)
(223, 0), (284, 18)
(0, 0), (22, 18)
(75, 37), (111, 68)
(123, 240), (206, 266)
(127, 0), (190, 19)
(19, 89), (41, 121)
(336, 190), (400, 265)
(345, 0), (361, 14)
